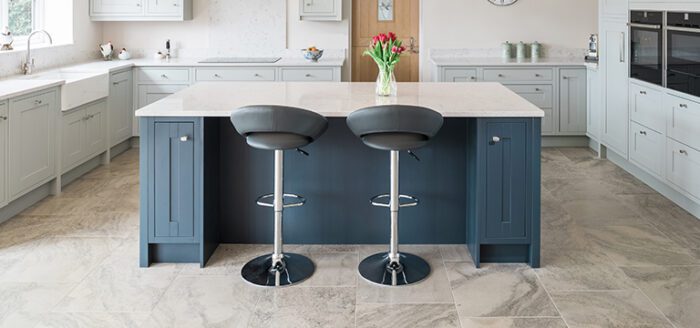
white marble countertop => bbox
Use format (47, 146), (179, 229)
(135, 82), (544, 118)
(0, 79), (64, 101)
(431, 56), (587, 67)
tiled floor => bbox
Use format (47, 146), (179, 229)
(0, 147), (699, 327)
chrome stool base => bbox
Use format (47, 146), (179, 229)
(241, 253), (315, 287)
(358, 252), (430, 286)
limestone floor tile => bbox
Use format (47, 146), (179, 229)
(0, 237), (122, 283)
(22, 196), (106, 217)
(621, 266), (700, 328)
(558, 147), (598, 163)
(1, 312), (148, 328)
(177, 244), (271, 276)
(285, 244), (359, 254)
(583, 224), (699, 266)
(355, 303), (460, 328)
(50, 212), (138, 239)
(445, 263), (558, 318)
(356, 245), (454, 304)
(146, 275), (263, 328)
(250, 287), (355, 328)
(303, 252), (358, 287)
(550, 290), (672, 328)
(559, 198), (645, 226)
(0, 215), (71, 249)
(439, 245), (473, 263)
(53, 244), (181, 313)
(0, 282), (75, 322)
(543, 178), (616, 202)
(459, 317), (567, 328)
(540, 225), (594, 251)
(540, 191), (574, 230)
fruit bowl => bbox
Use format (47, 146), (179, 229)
(302, 48), (324, 62)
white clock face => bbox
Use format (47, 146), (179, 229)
(378, 0), (394, 21)
(488, 0), (518, 6)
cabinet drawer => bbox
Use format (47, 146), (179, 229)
(111, 70), (131, 83)
(667, 138), (700, 200)
(11, 91), (55, 112)
(443, 68), (477, 82)
(281, 68), (335, 82)
(666, 94), (700, 151)
(504, 85), (553, 108)
(483, 68), (553, 82)
(630, 121), (665, 177)
(195, 68), (275, 82)
(630, 83), (664, 133)
(138, 68), (190, 84)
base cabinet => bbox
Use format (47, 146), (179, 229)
(0, 101), (7, 206)
(8, 90), (58, 200)
(109, 70), (133, 147)
(559, 68), (587, 133)
(467, 118), (541, 268)
(61, 100), (108, 173)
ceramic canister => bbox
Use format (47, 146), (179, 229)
(531, 41), (541, 59)
(501, 41), (512, 59)
(516, 41), (526, 59)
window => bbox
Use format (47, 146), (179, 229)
(1, 0), (44, 38)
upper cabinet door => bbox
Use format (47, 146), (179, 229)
(302, 0), (336, 14)
(147, 0), (182, 15)
(92, 0), (144, 15)
(601, 0), (628, 19)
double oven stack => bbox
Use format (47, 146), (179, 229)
(629, 10), (700, 98)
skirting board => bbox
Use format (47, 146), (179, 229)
(606, 149), (700, 220)
(542, 136), (589, 148)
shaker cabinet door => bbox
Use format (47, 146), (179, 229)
(153, 122), (196, 239)
(559, 68), (587, 134)
(110, 71), (133, 147)
(483, 121), (530, 242)
(0, 102), (7, 206)
(85, 101), (108, 157)
(601, 21), (629, 157)
(92, 0), (144, 14)
(61, 109), (88, 172)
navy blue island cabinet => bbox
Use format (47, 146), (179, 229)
(139, 116), (541, 268)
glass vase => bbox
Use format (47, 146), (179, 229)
(376, 68), (397, 97)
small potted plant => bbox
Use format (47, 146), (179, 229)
(364, 32), (405, 96)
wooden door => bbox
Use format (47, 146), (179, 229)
(352, 0), (419, 82)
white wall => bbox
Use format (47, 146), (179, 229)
(420, 0), (598, 80)
(0, 0), (102, 78)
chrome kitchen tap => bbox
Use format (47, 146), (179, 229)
(21, 30), (53, 75)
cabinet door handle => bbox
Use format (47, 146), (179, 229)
(180, 135), (190, 142)
(679, 104), (688, 109)
(562, 76), (568, 80)
(305, 74), (312, 77)
(620, 32), (626, 63)
(34, 100), (43, 105)
(470, 76), (476, 80)
(213, 74), (220, 78)
(113, 81), (120, 85)
(0, 116), (7, 120)
(639, 131), (647, 135)
(492, 136), (501, 143)
(535, 73), (541, 77)
(639, 91), (647, 95)
(254, 73), (261, 77)
(498, 74), (504, 77)
(535, 88), (541, 91)
(161, 74), (168, 79)
(680, 150), (688, 155)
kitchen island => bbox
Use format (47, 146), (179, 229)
(136, 82), (543, 268)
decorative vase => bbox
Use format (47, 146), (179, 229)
(376, 67), (397, 97)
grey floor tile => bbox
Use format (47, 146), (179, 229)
(0, 282), (75, 323)
(459, 317), (567, 328)
(177, 244), (271, 276)
(250, 287), (355, 328)
(560, 198), (645, 226)
(446, 263), (558, 318)
(622, 266), (700, 328)
(550, 290), (672, 328)
(356, 303), (460, 328)
(1, 312), (148, 328)
(439, 245), (473, 263)
(303, 252), (358, 287)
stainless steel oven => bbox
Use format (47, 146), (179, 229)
(629, 11), (664, 85)
(667, 12), (700, 97)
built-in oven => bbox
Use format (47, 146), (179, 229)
(667, 12), (700, 98)
(629, 11), (664, 85)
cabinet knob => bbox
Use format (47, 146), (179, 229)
(180, 135), (190, 142)
(492, 136), (501, 143)
(680, 150), (688, 155)
(254, 73), (261, 77)
(470, 76), (476, 80)
(113, 81), (120, 85)
(639, 131), (647, 135)
(562, 76), (568, 80)
(535, 74), (541, 77)
(0, 116), (7, 121)
(161, 74), (168, 79)
(535, 88), (541, 91)
(213, 74), (220, 78)
(136, 3), (141, 6)
(305, 74), (312, 77)
(498, 74), (504, 77)
(34, 100), (43, 105)
(639, 91), (647, 95)
(679, 104), (688, 109)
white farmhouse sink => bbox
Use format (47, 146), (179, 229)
(22, 70), (109, 111)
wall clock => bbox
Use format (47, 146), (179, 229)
(378, 0), (394, 21)
(488, 0), (518, 6)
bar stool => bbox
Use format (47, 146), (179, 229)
(230, 105), (328, 287)
(347, 105), (444, 286)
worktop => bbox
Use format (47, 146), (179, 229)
(0, 79), (64, 100)
(135, 82), (544, 118)
(431, 56), (588, 67)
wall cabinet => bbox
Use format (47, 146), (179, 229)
(559, 69), (587, 134)
(299, 0), (342, 21)
(8, 90), (57, 200)
(61, 100), (108, 173)
(0, 101), (7, 206)
(467, 118), (540, 268)
(90, 0), (192, 21)
(109, 70), (134, 147)
(601, 0), (629, 18)
(601, 20), (630, 157)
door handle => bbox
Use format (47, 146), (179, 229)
(620, 32), (626, 63)
(408, 37), (419, 54)
(180, 135), (190, 142)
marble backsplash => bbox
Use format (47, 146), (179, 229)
(430, 47), (588, 60)
(0, 45), (100, 79)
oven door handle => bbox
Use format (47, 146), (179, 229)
(627, 23), (662, 29)
(667, 26), (700, 33)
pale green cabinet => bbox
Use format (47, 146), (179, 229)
(559, 68), (587, 134)
(61, 99), (108, 173)
(109, 70), (134, 147)
(300, 0), (342, 21)
(586, 67), (602, 141)
(601, 19), (629, 157)
(90, 0), (192, 21)
(8, 90), (58, 200)
(0, 101), (7, 206)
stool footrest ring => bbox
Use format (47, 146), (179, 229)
(370, 194), (419, 208)
(256, 193), (306, 208)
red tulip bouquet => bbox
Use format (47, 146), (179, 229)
(364, 32), (406, 96)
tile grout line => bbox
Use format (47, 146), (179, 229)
(533, 269), (570, 328)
